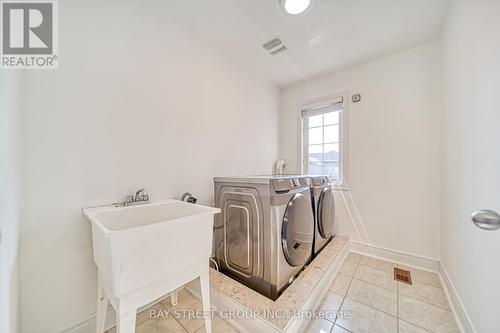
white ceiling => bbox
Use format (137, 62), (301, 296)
(165, 0), (451, 87)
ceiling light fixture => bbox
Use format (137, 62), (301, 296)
(281, 0), (311, 15)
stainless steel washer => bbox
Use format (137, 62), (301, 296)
(213, 175), (314, 300)
(310, 176), (335, 256)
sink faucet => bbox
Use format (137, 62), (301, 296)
(118, 188), (150, 207)
(135, 188), (148, 202)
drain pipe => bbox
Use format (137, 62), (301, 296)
(181, 192), (220, 271)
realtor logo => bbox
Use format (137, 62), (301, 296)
(1, 0), (58, 69)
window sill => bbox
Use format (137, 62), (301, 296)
(329, 180), (349, 191)
(332, 186), (349, 192)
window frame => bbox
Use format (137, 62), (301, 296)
(300, 93), (348, 189)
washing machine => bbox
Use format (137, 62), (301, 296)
(213, 175), (314, 300)
(310, 176), (335, 256)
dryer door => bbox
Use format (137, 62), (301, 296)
(281, 193), (314, 267)
(317, 187), (335, 239)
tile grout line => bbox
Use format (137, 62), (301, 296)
(334, 322), (354, 333)
(398, 318), (435, 333)
(398, 287), (454, 312)
(397, 283), (457, 332)
(352, 263), (399, 293)
(346, 259), (400, 332)
(333, 257), (357, 333)
(342, 294), (398, 319)
(167, 291), (203, 333)
(332, 256), (360, 331)
(359, 256), (397, 272)
(167, 297), (190, 333)
(398, 293), (453, 312)
(344, 263), (399, 319)
(351, 275), (397, 293)
(350, 256), (397, 310)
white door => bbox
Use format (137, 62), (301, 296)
(442, 2), (500, 332)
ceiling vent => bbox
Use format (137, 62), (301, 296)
(262, 37), (288, 56)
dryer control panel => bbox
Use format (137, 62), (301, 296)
(272, 177), (309, 193)
(310, 176), (330, 187)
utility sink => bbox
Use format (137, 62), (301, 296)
(83, 199), (220, 333)
(83, 199), (220, 297)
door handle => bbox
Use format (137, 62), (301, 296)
(471, 210), (500, 230)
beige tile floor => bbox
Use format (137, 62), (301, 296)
(305, 253), (460, 333)
(106, 253), (459, 333)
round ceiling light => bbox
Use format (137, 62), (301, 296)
(282, 0), (311, 15)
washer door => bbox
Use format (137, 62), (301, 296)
(281, 193), (314, 267)
(317, 187), (335, 239)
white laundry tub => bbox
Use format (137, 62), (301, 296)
(83, 199), (220, 333)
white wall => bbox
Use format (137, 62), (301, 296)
(0, 72), (20, 333)
(279, 42), (442, 260)
(441, 1), (500, 332)
(17, 1), (279, 332)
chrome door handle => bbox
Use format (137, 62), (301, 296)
(471, 210), (500, 230)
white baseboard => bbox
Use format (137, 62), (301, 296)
(349, 240), (440, 272)
(439, 264), (476, 333)
(57, 307), (113, 333)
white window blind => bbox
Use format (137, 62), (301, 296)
(302, 97), (344, 182)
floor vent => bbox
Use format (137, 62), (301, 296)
(394, 268), (412, 285)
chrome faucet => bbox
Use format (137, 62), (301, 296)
(135, 188), (148, 202)
(118, 188), (150, 207)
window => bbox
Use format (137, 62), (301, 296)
(302, 97), (345, 184)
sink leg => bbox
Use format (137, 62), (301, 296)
(117, 310), (137, 333)
(96, 272), (108, 333)
(171, 288), (179, 306)
(200, 270), (212, 333)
